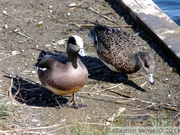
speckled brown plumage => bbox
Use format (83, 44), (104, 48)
(89, 21), (155, 84)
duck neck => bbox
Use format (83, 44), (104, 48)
(68, 54), (78, 69)
(134, 51), (147, 67)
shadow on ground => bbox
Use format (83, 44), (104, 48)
(4, 75), (69, 107)
(80, 56), (146, 91)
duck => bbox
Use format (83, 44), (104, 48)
(36, 35), (88, 108)
(89, 21), (155, 85)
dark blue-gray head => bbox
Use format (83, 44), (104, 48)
(138, 52), (155, 85)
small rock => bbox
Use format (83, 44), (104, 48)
(49, 5), (53, 9)
(32, 70), (36, 74)
(38, 21), (43, 25)
(68, 3), (77, 7)
(24, 63), (28, 66)
(53, 39), (66, 46)
(4, 24), (8, 29)
(21, 49), (25, 52)
(167, 94), (171, 98)
(2, 10), (7, 15)
(67, 12), (71, 16)
(31, 118), (39, 123)
(11, 51), (19, 55)
(59, 119), (66, 123)
(45, 44), (51, 47)
(36, 123), (41, 126)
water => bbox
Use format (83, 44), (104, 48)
(153, 0), (180, 26)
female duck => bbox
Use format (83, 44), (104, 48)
(89, 21), (155, 85)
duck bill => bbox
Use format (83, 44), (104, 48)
(78, 48), (86, 57)
(147, 73), (154, 85)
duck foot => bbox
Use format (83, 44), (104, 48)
(64, 94), (87, 109)
(64, 101), (87, 109)
(51, 94), (68, 109)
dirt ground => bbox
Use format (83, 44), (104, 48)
(0, 0), (179, 134)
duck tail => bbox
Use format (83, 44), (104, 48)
(85, 20), (110, 30)
(31, 48), (52, 66)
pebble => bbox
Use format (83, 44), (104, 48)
(21, 49), (25, 52)
(67, 12), (71, 16)
(4, 24), (8, 29)
(49, 5), (53, 9)
(68, 3), (77, 7)
(59, 119), (66, 123)
(36, 123), (41, 126)
(32, 70), (36, 74)
(31, 118), (39, 123)
(11, 51), (19, 55)
(38, 21), (43, 25)
(53, 39), (66, 46)
(45, 44), (51, 47)
(2, 10), (7, 15)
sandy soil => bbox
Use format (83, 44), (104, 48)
(0, 0), (179, 134)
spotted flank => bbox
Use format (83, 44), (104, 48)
(89, 21), (155, 85)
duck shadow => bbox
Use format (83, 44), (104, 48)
(34, 49), (145, 91)
(80, 56), (146, 92)
(4, 75), (68, 107)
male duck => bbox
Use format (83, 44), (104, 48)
(36, 35), (88, 108)
(89, 21), (155, 85)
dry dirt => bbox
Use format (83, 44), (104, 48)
(0, 0), (179, 134)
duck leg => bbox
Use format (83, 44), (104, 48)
(67, 94), (87, 109)
(51, 94), (62, 109)
(67, 94), (79, 109)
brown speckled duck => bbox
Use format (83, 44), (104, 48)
(36, 35), (88, 108)
(89, 21), (155, 85)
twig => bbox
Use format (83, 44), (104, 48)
(0, 122), (108, 134)
(85, 20), (132, 28)
(74, 23), (95, 28)
(0, 123), (68, 133)
(14, 77), (21, 99)
(108, 89), (132, 98)
(13, 29), (41, 45)
(88, 7), (118, 25)
(76, 121), (109, 126)
(8, 77), (13, 100)
(88, 83), (98, 94)
(108, 89), (180, 112)
(173, 112), (179, 120)
(158, 104), (180, 112)
(96, 83), (125, 93)
(73, 21), (132, 28)
(96, 76), (146, 93)
(68, 1), (85, 8)
(0, 52), (21, 62)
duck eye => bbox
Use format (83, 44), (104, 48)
(68, 37), (76, 44)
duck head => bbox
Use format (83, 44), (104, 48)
(68, 35), (86, 57)
(138, 52), (155, 85)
